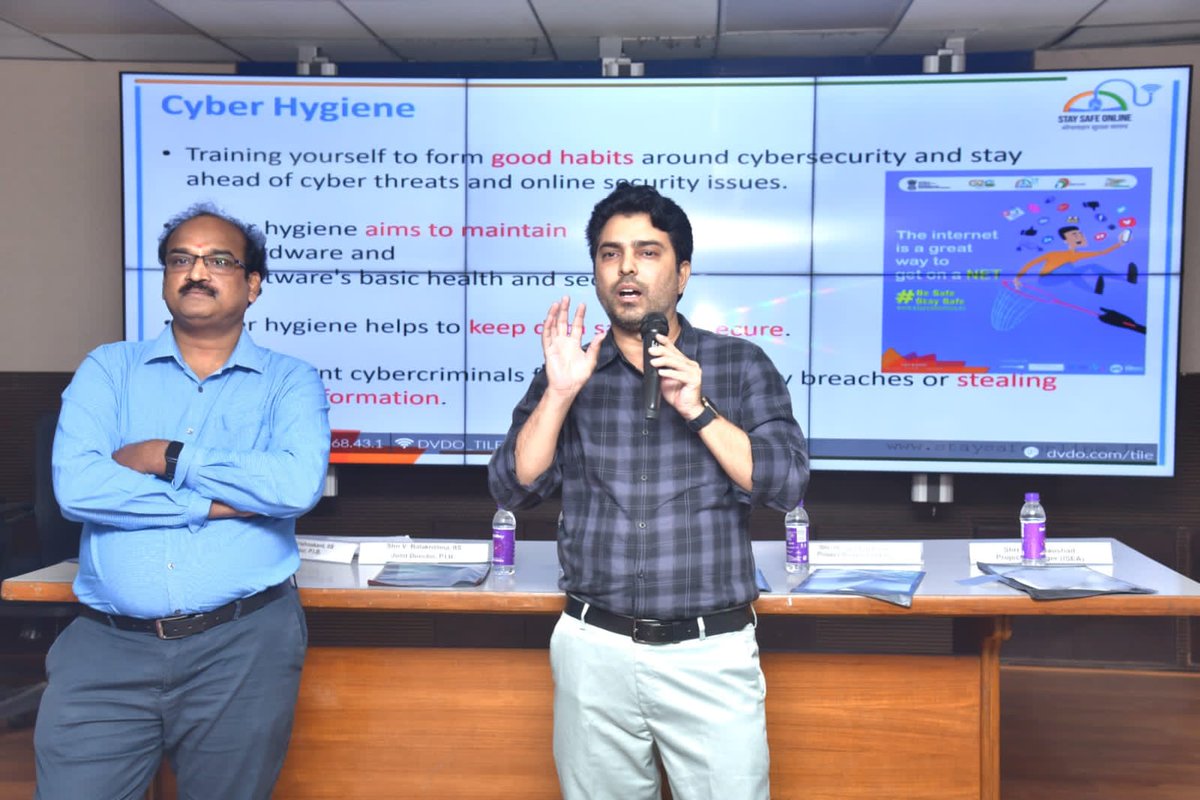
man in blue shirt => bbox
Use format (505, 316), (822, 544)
(34, 204), (330, 800)
(490, 183), (808, 800)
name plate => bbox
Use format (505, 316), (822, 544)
(359, 540), (490, 565)
(295, 536), (360, 564)
(968, 541), (1113, 565)
(810, 541), (924, 565)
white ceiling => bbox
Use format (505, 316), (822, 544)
(0, 0), (1198, 65)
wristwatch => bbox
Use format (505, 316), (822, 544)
(163, 440), (184, 482)
(686, 396), (719, 433)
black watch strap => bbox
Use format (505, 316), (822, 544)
(164, 440), (184, 482)
(686, 397), (719, 433)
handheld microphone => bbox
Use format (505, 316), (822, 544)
(640, 313), (669, 419)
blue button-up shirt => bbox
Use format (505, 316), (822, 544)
(489, 315), (808, 620)
(53, 326), (330, 618)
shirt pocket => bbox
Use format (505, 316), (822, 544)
(212, 394), (271, 447)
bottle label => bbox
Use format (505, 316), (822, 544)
(492, 527), (514, 566)
(1021, 521), (1046, 561)
(786, 524), (809, 564)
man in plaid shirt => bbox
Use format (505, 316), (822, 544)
(489, 182), (808, 800)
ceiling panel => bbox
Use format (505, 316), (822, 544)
(0, 0), (1199, 64)
(383, 36), (553, 62)
(46, 33), (241, 61)
(533, 0), (717, 38)
(219, 36), (398, 63)
(896, 0), (1098, 30)
(1055, 21), (1200, 49)
(348, 0), (544, 38)
(549, 35), (611, 62)
(551, 33), (720, 63)
(0, 0), (191, 34)
(621, 36), (718, 60)
(718, 30), (887, 58)
(877, 27), (1065, 55)
(875, 29), (978, 56)
(1082, 0), (1200, 26)
(0, 19), (81, 58)
(156, 0), (370, 38)
(721, 0), (907, 33)
(940, 27), (1067, 53)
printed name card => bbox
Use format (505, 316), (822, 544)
(810, 541), (924, 565)
(968, 541), (1114, 566)
(358, 540), (490, 565)
(295, 536), (360, 564)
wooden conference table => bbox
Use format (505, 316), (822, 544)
(6, 538), (1200, 800)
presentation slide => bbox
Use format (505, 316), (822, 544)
(121, 68), (1188, 475)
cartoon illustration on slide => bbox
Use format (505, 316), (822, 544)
(882, 168), (1154, 376)
(1012, 225), (1132, 292)
(996, 221), (1144, 335)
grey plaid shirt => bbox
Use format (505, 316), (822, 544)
(489, 315), (808, 620)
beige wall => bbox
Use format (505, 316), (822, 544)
(0, 52), (1195, 372)
(1036, 44), (1200, 373)
(0, 60), (234, 372)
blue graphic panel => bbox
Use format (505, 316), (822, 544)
(881, 169), (1152, 375)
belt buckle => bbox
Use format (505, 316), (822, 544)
(631, 618), (671, 645)
(154, 613), (197, 640)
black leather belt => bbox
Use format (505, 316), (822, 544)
(564, 595), (754, 645)
(76, 579), (293, 640)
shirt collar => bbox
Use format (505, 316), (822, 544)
(144, 324), (267, 374)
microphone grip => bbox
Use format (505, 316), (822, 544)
(643, 337), (661, 419)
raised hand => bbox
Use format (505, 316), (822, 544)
(541, 296), (602, 399)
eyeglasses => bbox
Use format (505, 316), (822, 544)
(164, 252), (246, 275)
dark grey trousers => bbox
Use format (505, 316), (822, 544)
(34, 585), (307, 800)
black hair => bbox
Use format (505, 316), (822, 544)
(585, 182), (693, 266)
(157, 203), (268, 281)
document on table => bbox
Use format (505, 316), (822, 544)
(367, 562), (491, 589)
(790, 568), (926, 607)
(976, 563), (1155, 600)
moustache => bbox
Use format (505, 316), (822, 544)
(180, 280), (215, 296)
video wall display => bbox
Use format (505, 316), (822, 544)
(122, 68), (1189, 475)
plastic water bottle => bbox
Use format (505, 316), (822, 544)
(1020, 492), (1046, 565)
(785, 502), (809, 572)
(492, 507), (516, 575)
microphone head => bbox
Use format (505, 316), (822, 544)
(639, 312), (669, 341)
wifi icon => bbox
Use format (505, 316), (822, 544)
(395, 437), (415, 448)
